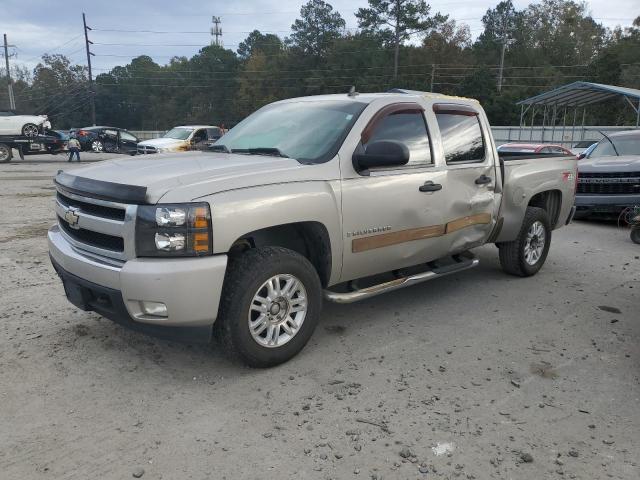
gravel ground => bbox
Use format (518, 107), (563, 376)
(0, 153), (639, 480)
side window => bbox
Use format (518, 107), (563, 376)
(364, 109), (432, 167)
(551, 146), (565, 154)
(120, 131), (136, 142)
(540, 147), (551, 153)
(192, 129), (207, 143)
(434, 106), (485, 164)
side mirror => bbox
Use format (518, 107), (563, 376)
(577, 152), (586, 160)
(353, 140), (410, 172)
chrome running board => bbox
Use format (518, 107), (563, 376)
(324, 254), (479, 304)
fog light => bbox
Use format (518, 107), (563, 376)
(155, 232), (185, 251)
(140, 301), (168, 317)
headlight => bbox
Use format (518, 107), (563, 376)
(136, 203), (212, 257)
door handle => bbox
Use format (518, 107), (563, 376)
(419, 181), (442, 192)
(475, 175), (492, 185)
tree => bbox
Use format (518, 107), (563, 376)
(356, 0), (447, 78)
(237, 30), (284, 60)
(287, 0), (346, 57)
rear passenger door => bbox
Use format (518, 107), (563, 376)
(433, 103), (499, 252)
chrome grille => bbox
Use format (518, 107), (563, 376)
(55, 187), (137, 263)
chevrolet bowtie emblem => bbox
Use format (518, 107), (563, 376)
(64, 206), (80, 229)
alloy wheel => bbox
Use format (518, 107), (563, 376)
(524, 220), (546, 266)
(248, 274), (308, 348)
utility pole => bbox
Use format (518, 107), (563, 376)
(497, 20), (509, 93)
(82, 13), (96, 125)
(430, 64), (436, 92)
(211, 16), (222, 47)
(497, 40), (506, 93)
(3, 34), (16, 110)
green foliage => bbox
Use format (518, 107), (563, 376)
(2, 0), (639, 129)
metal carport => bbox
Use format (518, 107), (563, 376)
(516, 82), (640, 144)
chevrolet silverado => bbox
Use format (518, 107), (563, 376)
(48, 91), (577, 366)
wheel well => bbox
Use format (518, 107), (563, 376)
(528, 190), (562, 228)
(229, 222), (332, 287)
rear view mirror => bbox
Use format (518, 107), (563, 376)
(353, 140), (410, 172)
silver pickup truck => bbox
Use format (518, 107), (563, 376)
(48, 91), (577, 366)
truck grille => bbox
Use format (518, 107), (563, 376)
(577, 172), (640, 195)
(55, 187), (136, 263)
(58, 216), (124, 252)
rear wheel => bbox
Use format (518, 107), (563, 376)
(215, 246), (322, 367)
(498, 207), (551, 277)
(0, 143), (12, 163)
(22, 123), (39, 137)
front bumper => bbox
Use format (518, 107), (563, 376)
(48, 225), (228, 343)
(575, 194), (640, 217)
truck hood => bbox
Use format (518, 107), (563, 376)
(137, 137), (189, 150)
(61, 152), (328, 203)
(579, 155), (640, 173)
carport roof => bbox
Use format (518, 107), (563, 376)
(517, 82), (640, 107)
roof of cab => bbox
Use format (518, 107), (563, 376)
(277, 90), (479, 105)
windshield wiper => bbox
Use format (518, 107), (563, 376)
(209, 144), (230, 153)
(231, 147), (289, 158)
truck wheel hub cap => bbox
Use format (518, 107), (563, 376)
(249, 274), (308, 348)
(524, 221), (546, 266)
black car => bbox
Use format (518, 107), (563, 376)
(73, 126), (139, 155)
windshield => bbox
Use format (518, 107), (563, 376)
(163, 127), (194, 140)
(588, 134), (640, 158)
(214, 100), (367, 163)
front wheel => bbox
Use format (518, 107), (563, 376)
(631, 227), (640, 245)
(91, 140), (104, 152)
(498, 207), (552, 277)
(22, 123), (39, 137)
(0, 143), (12, 163)
(215, 246), (322, 367)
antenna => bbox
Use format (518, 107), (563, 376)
(348, 86), (358, 97)
(211, 16), (222, 47)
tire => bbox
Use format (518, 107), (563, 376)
(631, 228), (640, 245)
(22, 123), (39, 137)
(91, 140), (104, 152)
(215, 246), (322, 367)
(498, 207), (552, 277)
(0, 143), (12, 163)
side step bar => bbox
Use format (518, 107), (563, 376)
(324, 254), (479, 304)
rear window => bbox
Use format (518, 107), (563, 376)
(434, 106), (485, 164)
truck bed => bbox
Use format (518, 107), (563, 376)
(496, 155), (577, 243)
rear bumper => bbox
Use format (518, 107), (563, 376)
(48, 225), (228, 343)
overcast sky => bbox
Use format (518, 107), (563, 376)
(1, 0), (637, 74)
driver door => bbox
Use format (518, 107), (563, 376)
(340, 103), (453, 282)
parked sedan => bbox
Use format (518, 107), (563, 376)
(0, 111), (51, 136)
(73, 126), (139, 154)
(497, 143), (574, 155)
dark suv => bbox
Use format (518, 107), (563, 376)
(575, 130), (640, 219)
(73, 126), (139, 155)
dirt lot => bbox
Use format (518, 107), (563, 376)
(0, 153), (638, 480)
